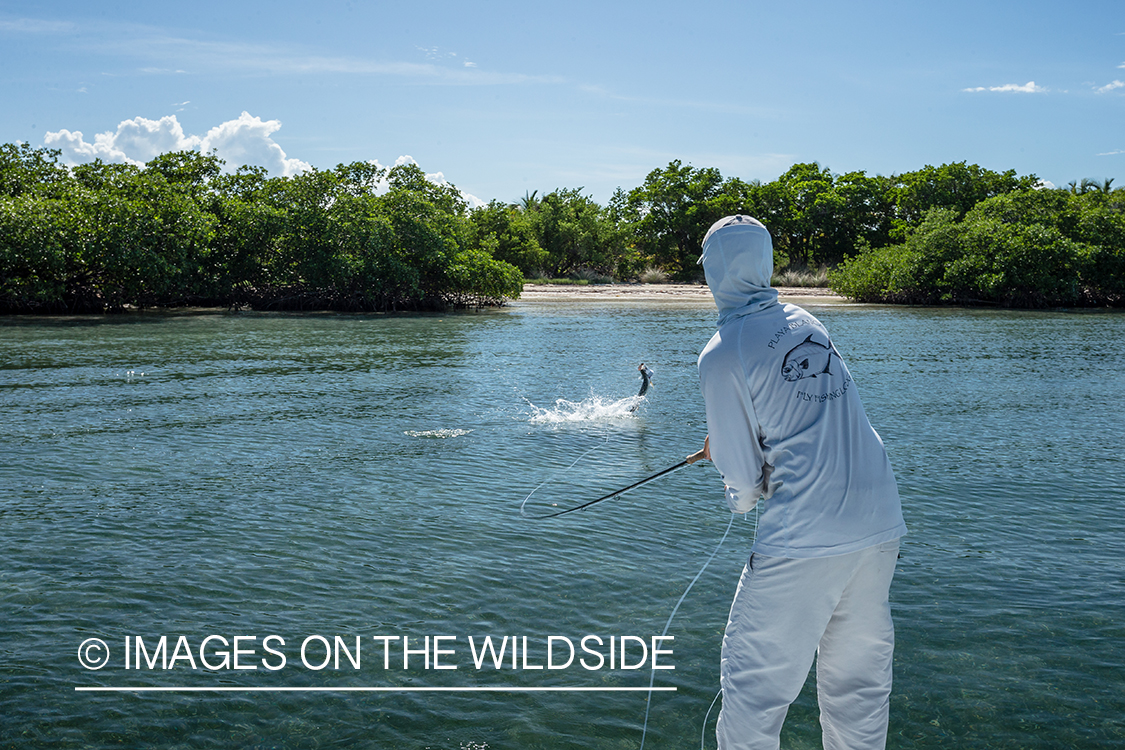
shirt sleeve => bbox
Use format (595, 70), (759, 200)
(698, 332), (769, 514)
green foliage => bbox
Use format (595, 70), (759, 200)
(531, 188), (623, 278)
(890, 161), (1038, 231)
(0, 195), (68, 308)
(1070, 195), (1125, 296)
(828, 237), (926, 304)
(467, 200), (546, 276)
(0, 145), (522, 313)
(146, 151), (223, 194)
(0, 141), (1118, 311)
(830, 189), (1124, 306)
(443, 248), (524, 306)
(612, 160), (897, 276)
(0, 143), (69, 198)
(611, 160), (739, 280)
(0, 156), (218, 312)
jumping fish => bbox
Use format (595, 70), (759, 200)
(629, 363), (653, 413)
(637, 363), (653, 397)
(780, 335), (837, 382)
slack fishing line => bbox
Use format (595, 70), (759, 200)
(517, 435), (610, 517)
(638, 511), (735, 750)
(516, 363), (751, 747)
(693, 505), (759, 750)
(521, 441), (751, 749)
(701, 688), (723, 750)
(518, 362), (658, 518)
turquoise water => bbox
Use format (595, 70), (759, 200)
(1, 300), (1123, 749)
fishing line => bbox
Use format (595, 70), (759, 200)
(517, 369), (659, 518)
(638, 511), (736, 750)
(696, 503), (759, 750)
(515, 367), (748, 748)
(524, 451), (706, 520)
(509, 357), (652, 514)
(701, 688), (722, 750)
(518, 434), (609, 516)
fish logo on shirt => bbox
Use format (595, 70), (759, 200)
(780, 334), (839, 382)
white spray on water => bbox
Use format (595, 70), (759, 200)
(524, 394), (646, 424)
(517, 364), (757, 748)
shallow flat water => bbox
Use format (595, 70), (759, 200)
(1, 301), (1123, 749)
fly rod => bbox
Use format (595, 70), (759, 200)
(528, 448), (708, 519)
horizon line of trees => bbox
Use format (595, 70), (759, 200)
(1, 141), (1122, 313)
(0, 144), (523, 314)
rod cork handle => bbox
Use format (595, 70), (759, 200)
(686, 448), (707, 464)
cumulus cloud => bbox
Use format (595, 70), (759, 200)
(1096, 80), (1125, 93)
(963, 81), (1045, 93)
(43, 112), (308, 176)
(44, 115), (198, 166)
(388, 155), (485, 208)
(42, 113), (484, 204)
(197, 112), (310, 176)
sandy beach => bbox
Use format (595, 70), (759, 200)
(514, 283), (846, 304)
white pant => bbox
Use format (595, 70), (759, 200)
(716, 539), (900, 750)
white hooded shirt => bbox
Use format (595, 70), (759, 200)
(697, 216), (906, 558)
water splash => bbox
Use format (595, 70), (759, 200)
(525, 395), (644, 424)
(403, 428), (474, 438)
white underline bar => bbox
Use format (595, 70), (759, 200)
(76, 686), (676, 693)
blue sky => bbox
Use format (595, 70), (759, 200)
(1, 0), (1122, 204)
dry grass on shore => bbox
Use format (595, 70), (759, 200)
(514, 283), (843, 303)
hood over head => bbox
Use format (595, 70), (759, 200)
(697, 215), (778, 326)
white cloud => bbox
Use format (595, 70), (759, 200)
(43, 114), (484, 204)
(1098, 149), (1125, 156)
(43, 112), (309, 176)
(389, 155), (485, 208)
(197, 112), (310, 177)
(429, 170), (485, 208)
(44, 115), (199, 166)
(963, 81), (1045, 93)
(369, 156), (483, 208)
(1096, 80), (1125, 93)
(113, 115), (200, 161)
(43, 129), (118, 163)
(460, 192), (486, 209)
